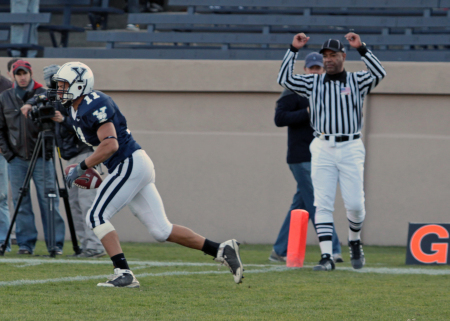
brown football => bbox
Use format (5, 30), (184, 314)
(64, 164), (103, 189)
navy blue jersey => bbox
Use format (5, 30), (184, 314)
(68, 90), (141, 173)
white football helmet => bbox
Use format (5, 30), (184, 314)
(53, 62), (94, 103)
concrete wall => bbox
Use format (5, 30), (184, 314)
(1, 56), (449, 247)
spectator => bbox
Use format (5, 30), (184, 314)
(270, 52), (343, 263)
(0, 70), (12, 92)
(0, 60), (66, 255)
(0, 68), (12, 252)
(3, 59), (19, 246)
(7, 58), (20, 82)
(21, 65), (105, 258)
(10, 0), (40, 58)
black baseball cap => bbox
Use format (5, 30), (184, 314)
(319, 39), (346, 54)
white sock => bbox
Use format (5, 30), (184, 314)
(348, 228), (361, 241)
(319, 240), (332, 256)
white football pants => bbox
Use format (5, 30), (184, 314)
(310, 137), (366, 226)
(86, 149), (173, 242)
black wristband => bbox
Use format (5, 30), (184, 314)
(357, 44), (369, 56)
(290, 44), (299, 52)
(80, 160), (88, 170)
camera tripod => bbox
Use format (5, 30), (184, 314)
(0, 127), (81, 257)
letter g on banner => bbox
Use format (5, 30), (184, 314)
(410, 225), (449, 264)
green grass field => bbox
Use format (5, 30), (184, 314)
(0, 242), (448, 321)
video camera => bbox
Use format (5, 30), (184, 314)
(29, 89), (60, 129)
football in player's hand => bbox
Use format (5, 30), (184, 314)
(64, 164), (103, 189)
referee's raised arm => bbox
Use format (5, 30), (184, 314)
(277, 33), (316, 98)
(345, 32), (387, 95)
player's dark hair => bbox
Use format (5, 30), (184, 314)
(7, 58), (20, 72)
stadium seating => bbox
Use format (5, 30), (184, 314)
(0, 0), (123, 50)
(40, 0), (124, 31)
(0, 13), (51, 56)
(39, 0), (123, 47)
(0, 30), (8, 42)
(44, 0), (450, 61)
(38, 0), (90, 48)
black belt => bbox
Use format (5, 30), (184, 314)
(314, 133), (361, 142)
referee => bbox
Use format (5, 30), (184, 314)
(277, 32), (386, 271)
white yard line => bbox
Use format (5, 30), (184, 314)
(0, 266), (288, 287)
(336, 266), (450, 275)
(15, 262), (44, 268)
(0, 258), (449, 287)
(0, 258), (273, 267)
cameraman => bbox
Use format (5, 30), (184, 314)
(0, 60), (65, 255)
(23, 65), (105, 258)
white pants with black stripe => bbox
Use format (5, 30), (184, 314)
(310, 138), (366, 227)
(86, 149), (173, 242)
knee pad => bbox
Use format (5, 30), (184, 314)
(93, 221), (116, 240)
(149, 223), (173, 243)
(347, 209), (366, 223)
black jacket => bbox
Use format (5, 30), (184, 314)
(0, 82), (46, 162)
(274, 89), (314, 164)
(0, 75), (12, 95)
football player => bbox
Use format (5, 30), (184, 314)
(54, 62), (243, 287)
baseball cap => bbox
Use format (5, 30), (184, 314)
(12, 60), (32, 75)
(304, 52), (323, 68)
(319, 39), (346, 54)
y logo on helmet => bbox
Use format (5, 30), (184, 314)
(71, 67), (87, 82)
(93, 106), (108, 123)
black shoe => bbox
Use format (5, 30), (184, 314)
(349, 240), (365, 269)
(215, 239), (244, 284)
(313, 254), (335, 271)
(97, 268), (140, 288)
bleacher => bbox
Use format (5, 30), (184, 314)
(0, 0), (449, 61)
(0, 12), (51, 56)
(43, 0), (450, 61)
(0, 0), (123, 56)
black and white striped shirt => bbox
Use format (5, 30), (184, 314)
(277, 46), (386, 135)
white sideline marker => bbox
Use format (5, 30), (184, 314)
(2, 258), (272, 267)
(0, 265), (289, 287)
(1, 258), (450, 287)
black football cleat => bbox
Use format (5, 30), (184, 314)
(215, 239), (244, 284)
(349, 240), (365, 269)
(313, 254), (335, 271)
(97, 268), (140, 288)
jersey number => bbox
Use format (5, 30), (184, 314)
(73, 126), (93, 147)
(84, 92), (100, 105)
